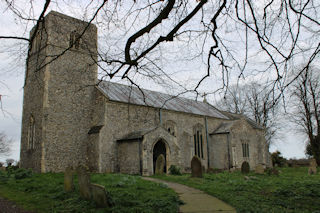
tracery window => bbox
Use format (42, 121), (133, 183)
(193, 125), (203, 159)
(28, 115), (36, 150)
(242, 143), (250, 158)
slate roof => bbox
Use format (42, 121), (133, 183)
(98, 81), (229, 120)
(117, 128), (156, 142)
(219, 111), (264, 130)
(210, 122), (234, 135)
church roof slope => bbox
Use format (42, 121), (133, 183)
(219, 111), (264, 130)
(210, 122), (234, 135)
(98, 81), (229, 119)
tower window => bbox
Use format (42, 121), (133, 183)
(70, 31), (81, 49)
(28, 115), (36, 150)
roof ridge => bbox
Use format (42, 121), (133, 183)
(98, 80), (230, 120)
(99, 80), (207, 104)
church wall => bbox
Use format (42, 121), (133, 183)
(117, 140), (141, 174)
(21, 11), (98, 172)
(98, 98), (228, 173)
(20, 38), (48, 172)
(209, 134), (229, 169)
(98, 101), (159, 173)
(230, 119), (268, 169)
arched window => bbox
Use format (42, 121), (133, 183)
(242, 143), (250, 158)
(193, 124), (204, 159)
(69, 30), (81, 49)
(28, 115), (36, 150)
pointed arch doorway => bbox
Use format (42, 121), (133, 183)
(153, 139), (167, 174)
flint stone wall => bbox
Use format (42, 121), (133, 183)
(20, 11), (97, 172)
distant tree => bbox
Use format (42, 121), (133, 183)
(0, 132), (12, 157)
(217, 82), (280, 145)
(305, 142), (313, 158)
(6, 158), (15, 167)
(271, 151), (286, 167)
(289, 67), (320, 165)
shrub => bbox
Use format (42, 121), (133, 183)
(169, 165), (182, 175)
(13, 168), (33, 179)
(271, 151), (286, 167)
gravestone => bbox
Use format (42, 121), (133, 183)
(241, 161), (250, 174)
(155, 154), (165, 175)
(191, 156), (202, 178)
(90, 183), (113, 207)
(254, 164), (264, 174)
(64, 167), (74, 192)
(77, 165), (92, 200)
(271, 168), (279, 176)
(308, 158), (317, 175)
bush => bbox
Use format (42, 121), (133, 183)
(168, 165), (182, 175)
(13, 168), (33, 179)
(271, 151), (286, 167)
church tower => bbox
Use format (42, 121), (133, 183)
(20, 11), (97, 172)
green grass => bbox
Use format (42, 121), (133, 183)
(154, 167), (320, 213)
(0, 170), (180, 213)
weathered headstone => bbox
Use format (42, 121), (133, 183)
(77, 165), (92, 200)
(254, 164), (264, 174)
(64, 167), (74, 192)
(0, 167), (5, 172)
(308, 158), (317, 175)
(271, 168), (279, 176)
(191, 156), (202, 178)
(90, 183), (113, 207)
(241, 161), (250, 174)
(155, 154), (165, 175)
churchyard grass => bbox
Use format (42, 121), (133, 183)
(0, 170), (180, 212)
(155, 167), (320, 213)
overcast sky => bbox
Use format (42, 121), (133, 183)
(0, 1), (312, 162)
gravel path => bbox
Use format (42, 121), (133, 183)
(0, 197), (33, 213)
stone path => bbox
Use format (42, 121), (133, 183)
(142, 177), (236, 213)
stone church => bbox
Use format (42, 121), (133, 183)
(20, 11), (271, 175)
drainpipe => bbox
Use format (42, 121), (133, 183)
(205, 117), (210, 168)
(159, 108), (162, 125)
(227, 133), (231, 170)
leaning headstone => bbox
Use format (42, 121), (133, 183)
(254, 164), (264, 174)
(191, 156), (202, 178)
(90, 183), (113, 207)
(64, 167), (74, 192)
(155, 154), (165, 175)
(77, 165), (92, 200)
(308, 158), (317, 175)
(241, 161), (250, 174)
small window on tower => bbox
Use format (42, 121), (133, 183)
(69, 31), (81, 49)
(28, 115), (36, 150)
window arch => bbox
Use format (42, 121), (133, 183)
(28, 115), (36, 150)
(69, 30), (81, 49)
(193, 124), (204, 159)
